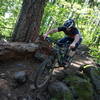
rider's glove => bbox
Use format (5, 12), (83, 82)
(43, 34), (48, 39)
(69, 43), (76, 49)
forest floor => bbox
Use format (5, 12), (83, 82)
(0, 45), (96, 100)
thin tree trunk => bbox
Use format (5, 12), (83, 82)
(12, 0), (47, 42)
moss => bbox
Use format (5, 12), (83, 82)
(64, 75), (94, 100)
(75, 82), (93, 100)
(64, 91), (73, 100)
(51, 88), (73, 100)
(92, 67), (100, 75)
(51, 98), (57, 100)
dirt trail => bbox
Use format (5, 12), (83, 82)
(72, 54), (95, 66)
(51, 53), (95, 74)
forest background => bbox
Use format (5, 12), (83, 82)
(0, 0), (100, 63)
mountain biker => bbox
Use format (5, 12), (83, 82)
(43, 19), (82, 67)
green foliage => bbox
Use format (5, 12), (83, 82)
(0, 0), (22, 38)
(51, 91), (73, 100)
(89, 46), (100, 63)
(40, 0), (100, 63)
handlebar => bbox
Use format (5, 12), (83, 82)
(45, 37), (71, 48)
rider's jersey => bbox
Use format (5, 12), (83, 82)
(58, 26), (82, 38)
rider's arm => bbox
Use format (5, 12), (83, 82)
(46, 28), (58, 35)
(43, 28), (58, 39)
(70, 34), (80, 48)
(73, 34), (80, 44)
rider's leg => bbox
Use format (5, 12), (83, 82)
(64, 38), (82, 67)
(55, 37), (73, 67)
(68, 50), (75, 57)
(68, 38), (82, 58)
(57, 37), (73, 46)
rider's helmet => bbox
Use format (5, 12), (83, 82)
(63, 19), (75, 28)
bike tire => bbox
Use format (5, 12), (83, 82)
(34, 57), (54, 89)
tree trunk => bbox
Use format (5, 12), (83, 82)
(12, 0), (47, 42)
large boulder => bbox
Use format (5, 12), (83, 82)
(81, 65), (100, 94)
(0, 79), (11, 100)
(64, 75), (94, 100)
(48, 81), (73, 100)
(13, 71), (28, 86)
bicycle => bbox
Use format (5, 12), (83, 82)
(34, 37), (73, 89)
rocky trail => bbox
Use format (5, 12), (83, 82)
(0, 39), (100, 100)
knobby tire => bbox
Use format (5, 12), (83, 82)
(34, 57), (53, 89)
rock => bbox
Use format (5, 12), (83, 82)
(48, 81), (73, 100)
(0, 79), (11, 100)
(13, 71), (28, 85)
(17, 95), (33, 100)
(89, 68), (100, 94)
(30, 84), (36, 90)
(81, 65), (100, 94)
(0, 73), (7, 78)
(0, 94), (8, 100)
(16, 64), (25, 67)
(0, 79), (9, 89)
(52, 70), (67, 81)
(64, 75), (94, 100)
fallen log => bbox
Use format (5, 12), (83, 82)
(0, 36), (53, 61)
(0, 41), (39, 60)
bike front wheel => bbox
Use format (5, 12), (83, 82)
(34, 57), (54, 88)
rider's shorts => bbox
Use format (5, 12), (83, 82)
(57, 37), (82, 51)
